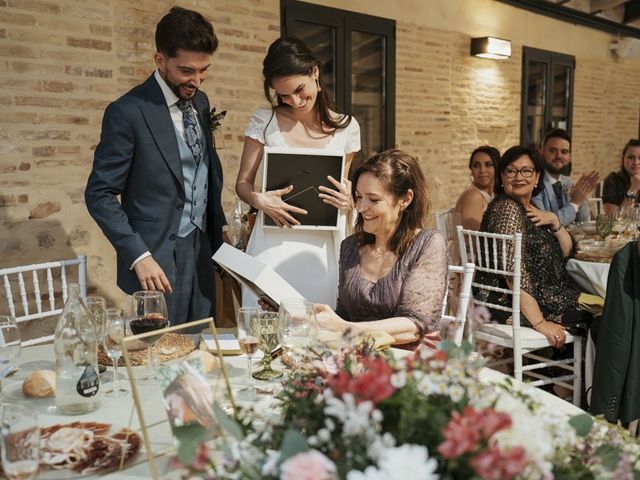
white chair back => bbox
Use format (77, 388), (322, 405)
(434, 208), (457, 242)
(440, 263), (475, 346)
(588, 197), (603, 218)
(1, 256), (87, 345)
(456, 225), (582, 406)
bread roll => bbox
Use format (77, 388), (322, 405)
(22, 370), (56, 398)
(185, 350), (217, 374)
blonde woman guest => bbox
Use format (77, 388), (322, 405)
(454, 146), (499, 230)
(235, 37), (360, 308)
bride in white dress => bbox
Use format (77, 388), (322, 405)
(235, 37), (361, 307)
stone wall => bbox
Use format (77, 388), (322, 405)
(1, 0), (639, 337)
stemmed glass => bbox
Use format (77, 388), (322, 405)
(236, 307), (260, 394)
(0, 315), (21, 399)
(85, 296), (107, 339)
(103, 308), (128, 397)
(129, 291), (169, 385)
(252, 312), (283, 381)
(611, 205), (631, 239)
(0, 404), (39, 480)
(595, 213), (614, 241)
(278, 299), (317, 368)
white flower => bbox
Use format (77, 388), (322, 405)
(390, 370), (407, 388)
(318, 428), (331, 442)
(261, 450), (281, 476)
(348, 445), (439, 480)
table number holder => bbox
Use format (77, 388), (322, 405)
(121, 317), (236, 480)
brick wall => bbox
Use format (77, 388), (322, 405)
(1, 0), (639, 337)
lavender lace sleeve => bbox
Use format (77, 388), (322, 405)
(336, 230), (448, 335)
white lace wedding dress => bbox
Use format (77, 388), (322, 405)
(243, 108), (361, 308)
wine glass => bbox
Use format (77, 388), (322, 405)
(85, 296), (107, 339)
(0, 404), (39, 480)
(611, 205), (630, 239)
(0, 315), (21, 399)
(252, 312), (283, 381)
(595, 213), (614, 241)
(236, 307), (260, 394)
(278, 299), (317, 368)
(103, 308), (128, 397)
(129, 291), (169, 385)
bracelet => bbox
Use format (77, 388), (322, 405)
(549, 224), (562, 233)
(532, 320), (544, 330)
(626, 190), (637, 199)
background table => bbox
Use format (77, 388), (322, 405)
(566, 258), (610, 298)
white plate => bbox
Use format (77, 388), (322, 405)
(2, 380), (57, 414)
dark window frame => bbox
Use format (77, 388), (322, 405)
(520, 46), (575, 147)
(281, 0), (396, 152)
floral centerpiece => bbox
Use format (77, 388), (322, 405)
(173, 339), (640, 480)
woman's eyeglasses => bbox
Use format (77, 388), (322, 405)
(503, 167), (536, 178)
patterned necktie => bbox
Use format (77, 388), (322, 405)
(177, 99), (202, 164)
(552, 181), (565, 209)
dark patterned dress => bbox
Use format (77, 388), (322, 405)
(475, 195), (584, 328)
(335, 229), (448, 336)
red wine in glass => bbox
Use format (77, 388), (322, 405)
(129, 313), (169, 346)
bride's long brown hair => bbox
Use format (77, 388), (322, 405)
(262, 37), (351, 134)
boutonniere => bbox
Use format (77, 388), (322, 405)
(209, 106), (226, 135)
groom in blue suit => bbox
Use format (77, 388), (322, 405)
(85, 7), (225, 325)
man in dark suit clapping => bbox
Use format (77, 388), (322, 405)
(85, 7), (225, 325)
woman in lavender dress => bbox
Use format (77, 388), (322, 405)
(315, 150), (448, 348)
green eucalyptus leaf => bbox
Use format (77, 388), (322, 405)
(277, 429), (309, 465)
(213, 402), (244, 441)
(569, 414), (594, 437)
(173, 424), (209, 465)
(594, 444), (621, 471)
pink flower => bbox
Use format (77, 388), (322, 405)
(470, 446), (527, 480)
(326, 357), (395, 405)
(280, 450), (337, 480)
(438, 407), (513, 459)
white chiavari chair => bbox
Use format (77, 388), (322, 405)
(1, 256), (87, 346)
(440, 263), (475, 346)
(456, 226), (582, 406)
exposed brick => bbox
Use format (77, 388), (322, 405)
(20, 130), (71, 141)
(89, 24), (112, 36)
(2, 165), (16, 173)
(18, 162), (31, 171)
(37, 231), (55, 248)
(17, 194), (28, 203)
(41, 81), (76, 93)
(0, 195), (16, 207)
(15, 96), (64, 108)
(0, 11), (36, 26)
(32, 146), (55, 157)
(67, 37), (112, 51)
(85, 68), (112, 78)
(8, 0), (61, 14)
(29, 202), (61, 219)
(0, 44), (36, 58)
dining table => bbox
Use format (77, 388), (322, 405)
(3, 336), (583, 479)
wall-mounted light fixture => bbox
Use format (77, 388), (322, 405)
(470, 37), (511, 59)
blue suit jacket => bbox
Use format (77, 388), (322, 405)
(532, 174), (590, 226)
(85, 74), (225, 294)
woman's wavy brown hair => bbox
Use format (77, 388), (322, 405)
(352, 149), (430, 256)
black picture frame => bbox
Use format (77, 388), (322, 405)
(261, 147), (345, 229)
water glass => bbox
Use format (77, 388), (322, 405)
(252, 312), (283, 381)
(237, 307), (259, 393)
(85, 296), (107, 340)
(278, 299), (317, 367)
(0, 404), (39, 480)
(0, 315), (21, 379)
(595, 213), (614, 240)
(103, 308), (128, 397)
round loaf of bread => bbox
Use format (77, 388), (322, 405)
(22, 369), (56, 398)
(185, 350), (218, 374)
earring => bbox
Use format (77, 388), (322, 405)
(315, 78), (321, 92)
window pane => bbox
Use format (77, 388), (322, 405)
(351, 31), (385, 158)
(524, 61), (547, 147)
(287, 22), (336, 103)
(551, 64), (570, 130)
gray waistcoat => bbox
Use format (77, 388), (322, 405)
(174, 124), (210, 237)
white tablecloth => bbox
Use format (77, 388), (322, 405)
(5, 344), (582, 479)
(566, 258), (610, 298)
